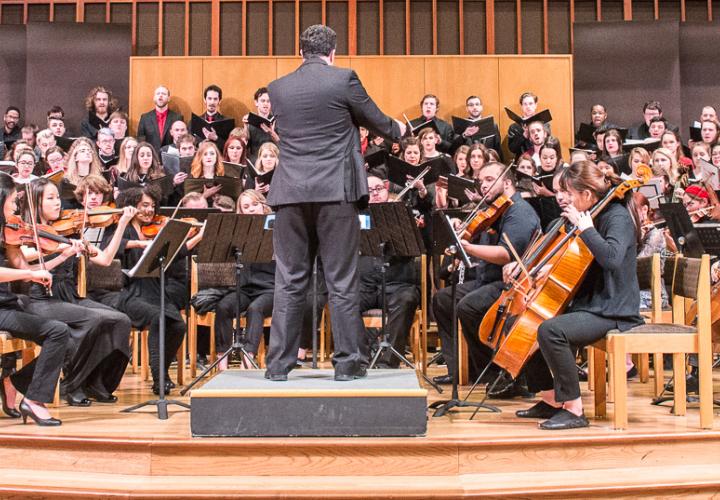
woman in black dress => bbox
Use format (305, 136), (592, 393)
(0, 175), (70, 425)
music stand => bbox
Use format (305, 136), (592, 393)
(121, 219), (194, 420)
(359, 202), (442, 393)
(659, 203), (704, 257)
(429, 213), (501, 417)
(181, 213), (274, 395)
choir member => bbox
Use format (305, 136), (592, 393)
(245, 87), (279, 161)
(80, 86), (118, 139)
(136, 86), (183, 154)
(410, 94), (455, 153)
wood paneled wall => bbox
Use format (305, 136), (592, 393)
(2, 0), (717, 57)
(129, 55), (574, 156)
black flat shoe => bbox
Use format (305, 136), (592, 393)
(85, 389), (118, 404)
(0, 379), (20, 418)
(516, 401), (563, 419)
(19, 399), (61, 426)
(264, 371), (288, 381)
(65, 394), (92, 407)
(432, 375), (453, 385)
(152, 381), (173, 395)
(488, 380), (535, 400)
(539, 409), (589, 430)
(335, 367), (367, 381)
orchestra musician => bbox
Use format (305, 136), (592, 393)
(515, 161), (643, 430)
(431, 161), (541, 385)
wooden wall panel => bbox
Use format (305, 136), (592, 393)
(350, 56), (426, 119)
(202, 58), (278, 119)
(129, 58), (203, 132)
(423, 57), (500, 122)
(129, 55), (573, 152)
(497, 56), (574, 156)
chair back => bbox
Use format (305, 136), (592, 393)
(191, 256), (236, 294)
(86, 259), (125, 292)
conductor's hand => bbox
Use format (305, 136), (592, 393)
(395, 119), (407, 137)
(29, 269), (52, 287)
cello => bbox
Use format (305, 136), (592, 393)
(477, 175), (645, 379)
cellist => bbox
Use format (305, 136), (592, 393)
(431, 161), (541, 385)
(515, 161), (643, 430)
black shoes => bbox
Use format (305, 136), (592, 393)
(151, 381), (174, 395)
(0, 379), (20, 418)
(335, 367), (367, 381)
(264, 371), (288, 381)
(539, 409), (589, 430)
(86, 389), (118, 404)
(516, 401), (563, 419)
(487, 380), (535, 400)
(65, 390), (92, 407)
(432, 375), (453, 385)
(19, 399), (61, 426)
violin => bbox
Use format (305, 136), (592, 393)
(477, 177), (645, 379)
(140, 215), (203, 239)
(52, 206), (125, 236)
(456, 194), (513, 241)
(4, 214), (96, 257)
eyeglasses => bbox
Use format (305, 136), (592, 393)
(368, 186), (387, 194)
(16, 160), (35, 167)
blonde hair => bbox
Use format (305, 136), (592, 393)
(117, 136), (137, 175)
(190, 141), (225, 178)
(65, 137), (103, 185)
(236, 189), (271, 214)
(254, 142), (279, 173)
(651, 147), (680, 184)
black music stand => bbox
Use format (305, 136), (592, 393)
(121, 219), (194, 420)
(181, 213), (274, 395)
(359, 203), (442, 393)
(429, 214), (502, 417)
(659, 203), (704, 257)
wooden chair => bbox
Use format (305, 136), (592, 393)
(590, 254), (715, 430)
(187, 256), (236, 376)
(360, 254), (427, 371)
(0, 332), (61, 407)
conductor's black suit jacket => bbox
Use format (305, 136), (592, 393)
(267, 56), (401, 207)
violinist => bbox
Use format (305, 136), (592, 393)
(683, 184), (711, 223)
(21, 178), (135, 406)
(101, 185), (189, 395)
(431, 161), (541, 385)
(72, 174), (115, 246)
(516, 161), (643, 430)
(0, 174), (70, 426)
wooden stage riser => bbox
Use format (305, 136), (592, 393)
(1, 431), (719, 478)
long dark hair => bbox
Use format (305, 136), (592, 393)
(0, 174), (17, 246)
(23, 177), (53, 224)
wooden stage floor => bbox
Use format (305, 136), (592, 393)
(0, 364), (718, 498)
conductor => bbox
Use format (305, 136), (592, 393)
(265, 25), (406, 381)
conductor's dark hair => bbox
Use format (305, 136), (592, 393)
(300, 25), (337, 57)
(254, 87), (269, 101)
(204, 84), (222, 100)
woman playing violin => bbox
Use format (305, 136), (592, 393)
(516, 161), (643, 430)
(101, 185), (197, 395)
(0, 175), (70, 426)
(21, 178), (136, 406)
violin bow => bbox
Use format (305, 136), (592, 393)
(24, 184), (52, 296)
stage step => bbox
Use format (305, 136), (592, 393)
(190, 369), (428, 437)
(1, 463), (719, 498)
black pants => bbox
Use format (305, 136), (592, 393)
(526, 311), (617, 402)
(267, 202), (365, 376)
(26, 298), (132, 395)
(0, 308), (69, 403)
(433, 281), (503, 379)
(214, 290), (274, 353)
(359, 284), (420, 367)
